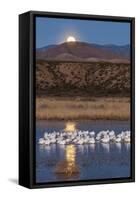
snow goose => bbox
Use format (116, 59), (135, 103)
(38, 138), (45, 145)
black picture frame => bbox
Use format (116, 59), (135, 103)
(19, 10), (135, 189)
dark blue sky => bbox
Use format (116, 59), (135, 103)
(36, 17), (130, 48)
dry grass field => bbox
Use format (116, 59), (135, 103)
(36, 97), (130, 120)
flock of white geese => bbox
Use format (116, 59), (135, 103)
(38, 130), (131, 145)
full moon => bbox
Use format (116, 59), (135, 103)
(66, 36), (76, 42)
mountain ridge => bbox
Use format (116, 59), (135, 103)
(36, 42), (130, 63)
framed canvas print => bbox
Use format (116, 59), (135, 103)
(19, 11), (135, 189)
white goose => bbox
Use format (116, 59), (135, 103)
(38, 129), (131, 146)
(101, 135), (110, 143)
(88, 137), (95, 144)
(124, 136), (131, 143)
(116, 137), (122, 143)
(44, 139), (51, 145)
(77, 139), (84, 145)
(38, 138), (45, 145)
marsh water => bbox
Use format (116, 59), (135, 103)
(36, 120), (131, 183)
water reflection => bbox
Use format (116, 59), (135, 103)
(101, 143), (110, 153)
(66, 145), (76, 162)
(77, 145), (85, 154)
(64, 122), (77, 132)
(39, 144), (51, 153)
(55, 145), (80, 180)
(124, 143), (131, 151)
(89, 144), (95, 152)
(115, 143), (122, 153)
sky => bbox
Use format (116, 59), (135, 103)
(36, 17), (130, 48)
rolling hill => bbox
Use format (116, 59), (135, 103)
(36, 60), (130, 97)
(36, 42), (130, 63)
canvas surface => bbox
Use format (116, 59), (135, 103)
(35, 16), (131, 184)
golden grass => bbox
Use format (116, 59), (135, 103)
(36, 97), (130, 120)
